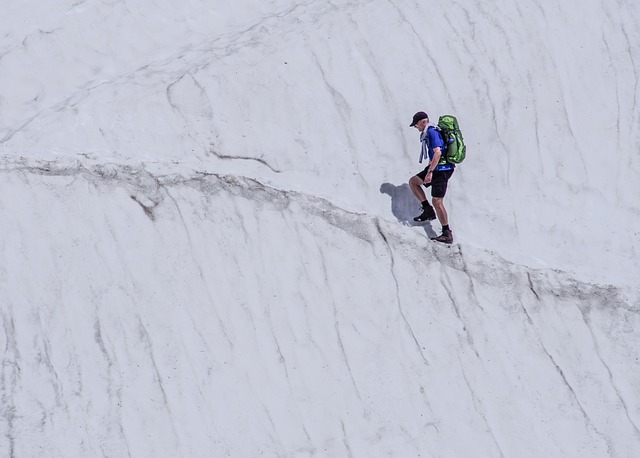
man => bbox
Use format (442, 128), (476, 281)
(408, 111), (454, 244)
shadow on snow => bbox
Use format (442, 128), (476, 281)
(380, 182), (437, 238)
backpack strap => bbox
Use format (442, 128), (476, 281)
(430, 126), (450, 165)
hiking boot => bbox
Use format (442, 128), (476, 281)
(413, 205), (436, 222)
(431, 229), (453, 244)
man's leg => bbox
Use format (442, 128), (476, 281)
(432, 197), (448, 226)
(430, 170), (453, 243)
(409, 175), (427, 202)
(409, 175), (436, 221)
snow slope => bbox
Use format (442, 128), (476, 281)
(1, 0), (639, 457)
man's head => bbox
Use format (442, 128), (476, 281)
(410, 111), (429, 132)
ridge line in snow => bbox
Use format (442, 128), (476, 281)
(1, 155), (638, 302)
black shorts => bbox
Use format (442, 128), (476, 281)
(416, 168), (454, 198)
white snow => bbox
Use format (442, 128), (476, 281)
(1, 0), (639, 457)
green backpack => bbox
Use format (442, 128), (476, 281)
(437, 115), (466, 164)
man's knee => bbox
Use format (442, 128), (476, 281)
(432, 197), (444, 207)
(409, 175), (421, 187)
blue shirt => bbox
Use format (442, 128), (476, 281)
(420, 126), (454, 171)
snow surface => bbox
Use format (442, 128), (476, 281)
(1, 0), (639, 457)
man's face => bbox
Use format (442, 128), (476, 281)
(414, 118), (428, 132)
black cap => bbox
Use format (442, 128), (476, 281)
(410, 111), (429, 127)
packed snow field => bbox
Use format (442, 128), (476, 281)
(1, 0), (639, 457)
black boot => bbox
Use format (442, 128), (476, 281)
(413, 201), (436, 222)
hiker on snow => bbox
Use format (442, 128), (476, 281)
(408, 111), (454, 244)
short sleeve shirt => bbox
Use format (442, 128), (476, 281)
(421, 126), (454, 171)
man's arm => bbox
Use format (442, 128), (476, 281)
(423, 147), (442, 183)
